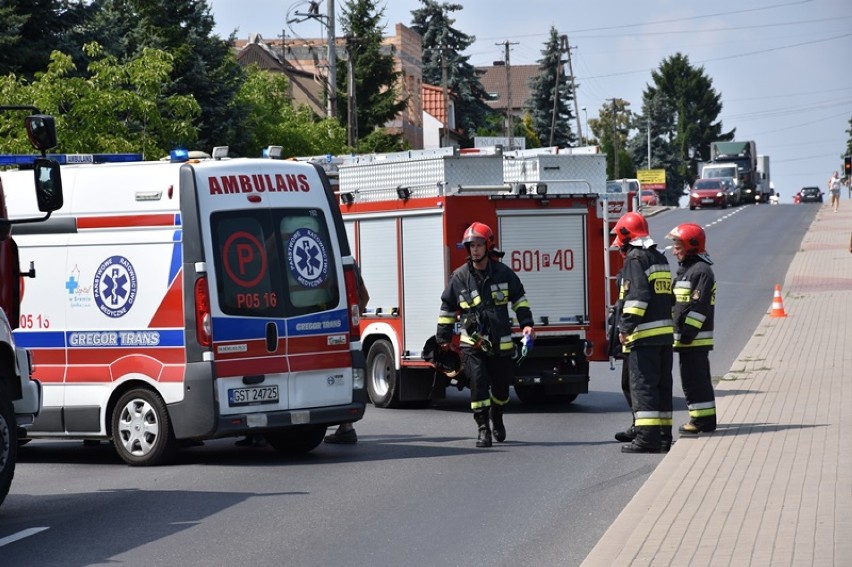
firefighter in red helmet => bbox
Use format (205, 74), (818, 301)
(666, 223), (717, 435)
(612, 212), (675, 453)
(436, 222), (534, 447)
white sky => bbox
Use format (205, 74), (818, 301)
(208, 0), (852, 195)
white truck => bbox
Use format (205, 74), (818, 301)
(0, 107), (64, 507)
(757, 154), (771, 202)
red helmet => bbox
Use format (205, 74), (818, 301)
(666, 223), (707, 256)
(611, 212), (649, 248)
(462, 222), (496, 251)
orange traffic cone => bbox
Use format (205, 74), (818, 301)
(769, 284), (787, 318)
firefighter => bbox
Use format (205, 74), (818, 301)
(610, 266), (637, 443)
(613, 212), (675, 453)
(666, 223), (717, 435)
(436, 222), (535, 448)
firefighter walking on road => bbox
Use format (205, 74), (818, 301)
(666, 223), (717, 435)
(436, 222), (535, 448)
(613, 212), (675, 453)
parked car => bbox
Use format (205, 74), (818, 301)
(689, 177), (731, 210)
(797, 186), (823, 203)
(640, 189), (660, 207)
(606, 178), (640, 194)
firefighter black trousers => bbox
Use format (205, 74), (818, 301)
(677, 348), (717, 430)
(462, 348), (512, 410)
(628, 345), (673, 448)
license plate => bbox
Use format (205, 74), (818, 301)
(701, 198), (714, 204)
(228, 385), (279, 406)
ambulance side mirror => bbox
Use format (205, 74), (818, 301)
(32, 158), (64, 212)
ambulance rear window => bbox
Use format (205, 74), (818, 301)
(211, 208), (339, 317)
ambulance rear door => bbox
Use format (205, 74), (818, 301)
(192, 159), (353, 419)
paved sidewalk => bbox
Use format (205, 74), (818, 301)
(583, 204), (852, 566)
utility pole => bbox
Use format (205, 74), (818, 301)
(326, 0), (337, 118)
(549, 39), (565, 148)
(497, 40), (518, 150)
(441, 46), (451, 147)
(563, 36), (583, 146)
(609, 98), (619, 179)
(346, 34), (358, 147)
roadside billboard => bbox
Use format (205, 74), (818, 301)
(637, 168), (666, 191)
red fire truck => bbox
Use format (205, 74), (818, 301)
(331, 147), (630, 408)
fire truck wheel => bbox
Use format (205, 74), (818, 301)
(111, 388), (177, 466)
(366, 340), (401, 408)
(265, 425), (327, 455)
(1, 381), (18, 508)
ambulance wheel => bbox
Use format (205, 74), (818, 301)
(111, 388), (177, 466)
(1, 382), (18, 508)
(366, 340), (401, 408)
(265, 425), (327, 454)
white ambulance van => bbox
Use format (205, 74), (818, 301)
(3, 152), (366, 465)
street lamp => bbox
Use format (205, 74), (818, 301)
(581, 106), (589, 143)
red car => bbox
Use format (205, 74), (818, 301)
(640, 189), (660, 207)
(689, 178), (730, 210)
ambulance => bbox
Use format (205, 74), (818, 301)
(3, 150), (367, 466)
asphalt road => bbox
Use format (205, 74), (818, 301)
(0, 202), (817, 567)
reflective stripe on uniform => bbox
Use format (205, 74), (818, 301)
(634, 410), (665, 427)
(623, 299), (648, 317)
(459, 290), (482, 309)
(491, 394), (510, 406)
(688, 401), (716, 418)
(471, 398), (491, 410)
(625, 319), (674, 343)
(673, 330), (713, 348)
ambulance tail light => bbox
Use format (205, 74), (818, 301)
(194, 277), (212, 348)
(343, 264), (361, 341)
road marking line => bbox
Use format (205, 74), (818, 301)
(0, 527), (50, 547)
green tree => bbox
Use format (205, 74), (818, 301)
(337, 0), (407, 146)
(89, 0), (247, 154)
(588, 98), (633, 179)
(233, 65), (348, 158)
(410, 0), (492, 146)
(0, 42), (199, 158)
(644, 53), (732, 183)
(627, 91), (681, 204)
(0, 0), (93, 78)
(844, 115), (852, 158)
(525, 27), (576, 148)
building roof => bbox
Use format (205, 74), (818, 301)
(421, 84), (447, 124)
(476, 63), (540, 113)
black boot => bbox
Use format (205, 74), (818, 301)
(491, 405), (506, 443)
(474, 409), (492, 448)
(661, 426), (673, 452)
(614, 425), (637, 443)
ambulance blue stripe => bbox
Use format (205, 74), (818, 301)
(287, 309), (350, 337)
(211, 309), (349, 341)
(13, 329), (186, 348)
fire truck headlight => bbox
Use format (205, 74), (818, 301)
(535, 183), (548, 195)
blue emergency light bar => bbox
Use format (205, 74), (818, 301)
(0, 153), (143, 166)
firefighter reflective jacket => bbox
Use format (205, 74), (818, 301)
(618, 246), (674, 347)
(436, 258), (533, 356)
(672, 255), (715, 349)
